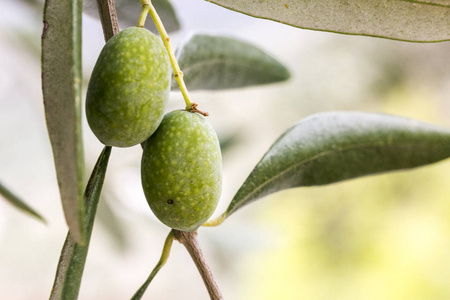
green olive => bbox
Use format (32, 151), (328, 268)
(86, 27), (171, 147)
(141, 110), (222, 231)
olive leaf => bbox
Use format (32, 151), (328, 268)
(42, 0), (85, 243)
(174, 34), (290, 90)
(96, 192), (127, 251)
(50, 146), (111, 300)
(83, 0), (180, 33)
(205, 0), (450, 42)
(0, 181), (46, 223)
(224, 112), (450, 218)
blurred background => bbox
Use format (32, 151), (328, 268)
(1, 0), (450, 299)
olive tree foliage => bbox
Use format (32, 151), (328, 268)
(0, 0), (446, 298)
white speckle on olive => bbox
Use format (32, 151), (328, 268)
(141, 110), (222, 232)
(86, 27), (171, 147)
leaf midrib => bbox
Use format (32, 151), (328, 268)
(228, 140), (445, 214)
(182, 57), (280, 79)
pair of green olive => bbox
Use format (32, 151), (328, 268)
(86, 27), (222, 231)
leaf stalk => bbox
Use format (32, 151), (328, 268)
(202, 212), (226, 227)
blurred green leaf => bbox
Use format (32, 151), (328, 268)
(218, 130), (241, 154)
(206, 0), (450, 42)
(17, 0), (43, 9)
(50, 146), (112, 300)
(42, 0), (85, 243)
(225, 112), (450, 217)
(83, 0), (180, 33)
(0, 181), (46, 223)
(174, 34), (290, 90)
(97, 192), (127, 251)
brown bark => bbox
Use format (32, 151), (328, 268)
(96, 0), (120, 41)
(173, 230), (224, 300)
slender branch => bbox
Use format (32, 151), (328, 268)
(96, 0), (120, 41)
(173, 230), (224, 300)
(140, 0), (193, 111)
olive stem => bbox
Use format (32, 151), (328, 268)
(173, 230), (224, 300)
(139, 0), (193, 111)
(136, 4), (150, 28)
(131, 230), (175, 300)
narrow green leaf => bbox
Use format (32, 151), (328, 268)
(174, 34), (290, 90)
(50, 146), (112, 300)
(205, 0), (450, 42)
(42, 0), (85, 243)
(0, 181), (46, 223)
(131, 230), (174, 300)
(83, 0), (180, 33)
(225, 112), (450, 217)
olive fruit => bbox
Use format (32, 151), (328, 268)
(141, 110), (222, 231)
(86, 27), (171, 147)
